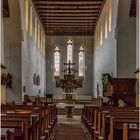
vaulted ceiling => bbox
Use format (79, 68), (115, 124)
(32, 0), (106, 36)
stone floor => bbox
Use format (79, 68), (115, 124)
(53, 115), (91, 140)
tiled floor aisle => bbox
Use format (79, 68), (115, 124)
(54, 115), (90, 140)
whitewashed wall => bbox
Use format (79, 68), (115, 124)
(3, 0), (22, 102)
(93, 0), (119, 97)
(3, 0), (46, 102)
(20, 0), (46, 99)
(136, 0), (140, 70)
(117, 0), (136, 78)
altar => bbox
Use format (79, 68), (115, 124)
(55, 61), (83, 102)
(61, 92), (77, 100)
(65, 104), (74, 117)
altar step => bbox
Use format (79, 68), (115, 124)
(57, 107), (82, 115)
(53, 95), (93, 101)
(55, 95), (93, 115)
(56, 99), (93, 115)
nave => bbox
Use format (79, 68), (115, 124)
(1, 0), (140, 139)
(1, 96), (139, 140)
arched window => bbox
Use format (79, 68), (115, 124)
(54, 46), (60, 76)
(67, 38), (73, 63)
(30, 6), (33, 37)
(79, 46), (85, 77)
(25, 0), (29, 32)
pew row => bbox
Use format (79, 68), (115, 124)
(81, 105), (139, 140)
(1, 104), (57, 140)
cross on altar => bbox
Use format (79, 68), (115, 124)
(55, 60), (83, 94)
(63, 61), (77, 75)
(64, 60), (75, 66)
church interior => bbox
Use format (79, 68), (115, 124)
(0, 0), (140, 140)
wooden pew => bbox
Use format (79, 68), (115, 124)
(1, 129), (15, 140)
(108, 116), (139, 140)
(123, 123), (139, 140)
(97, 110), (139, 140)
(1, 112), (39, 140)
(6, 130), (15, 140)
(1, 103), (57, 140)
(1, 106), (40, 140)
(1, 121), (29, 140)
(46, 104), (57, 138)
(96, 109), (139, 140)
(81, 105), (139, 140)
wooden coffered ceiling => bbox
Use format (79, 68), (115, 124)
(32, 0), (106, 36)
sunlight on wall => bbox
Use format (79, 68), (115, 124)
(38, 23), (40, 48)
(94, 0), (112, 51)
(25, 0), (28, 32)
(35, 17), (37, 43)
(40, 31), (42, 52)
(109, 0), (112, 33)
(43, 33), (46, 55)
(30, 6), (33, 36)
(25, 0), (45, 54)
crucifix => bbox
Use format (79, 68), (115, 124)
(55, 60), (83, 95)
(63, 60), (76, 75)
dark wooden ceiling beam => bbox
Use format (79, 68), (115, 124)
(45, 29), (93, 33)
(43, 20), (96, 23)
(41, 17), (97, 20)
(34, 0), (103, 2)
(46, 33), (93, 36)
(42, 19), (96, 22)
(39, 12), (99, 15)
(44, 24), (94, 28)
(40, 13), (98, 18)
(46, 30), (93, 32)
(34, 1), (103, 4)
(3, 0), (10, 17)
(46, 31), (93, 36)
(46, 27), (93, 29)
(51, 31), (93, 33)
(38, 9), (99, 14)
(37, 7), (100, 11)
(46, 29), (93, 32)
(44, 23), (95, 26)
(35, 3), (102, 7)
(36, 5), (101, 10)
(31, 0), (106, 36)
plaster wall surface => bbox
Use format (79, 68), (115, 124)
(3, 0), (22, 102)
(1, 1), (4, 65)
(2, 0), (46, 102)
(46, 36), (93, 96)
(22, 34), (46, 98)
(136, 0), (140, 70)
(117, 0), (136, 78)
(20, 0), (46, 99)
(93, 0), (119, 97)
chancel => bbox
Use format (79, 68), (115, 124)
(55, 60), (83, 100)
(0, 0), (139, 140)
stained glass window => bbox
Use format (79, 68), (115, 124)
(79, 46), (85, 77)
(67, 38), (73, 63)
(54, 46), (60, 76)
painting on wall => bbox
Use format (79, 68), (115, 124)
(37, 75), (40, 86)
(1, 73), (13, 88)
(33, 73), (37, 85)
(6, 73), (13, 88)
(33, 74), (40, 86)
